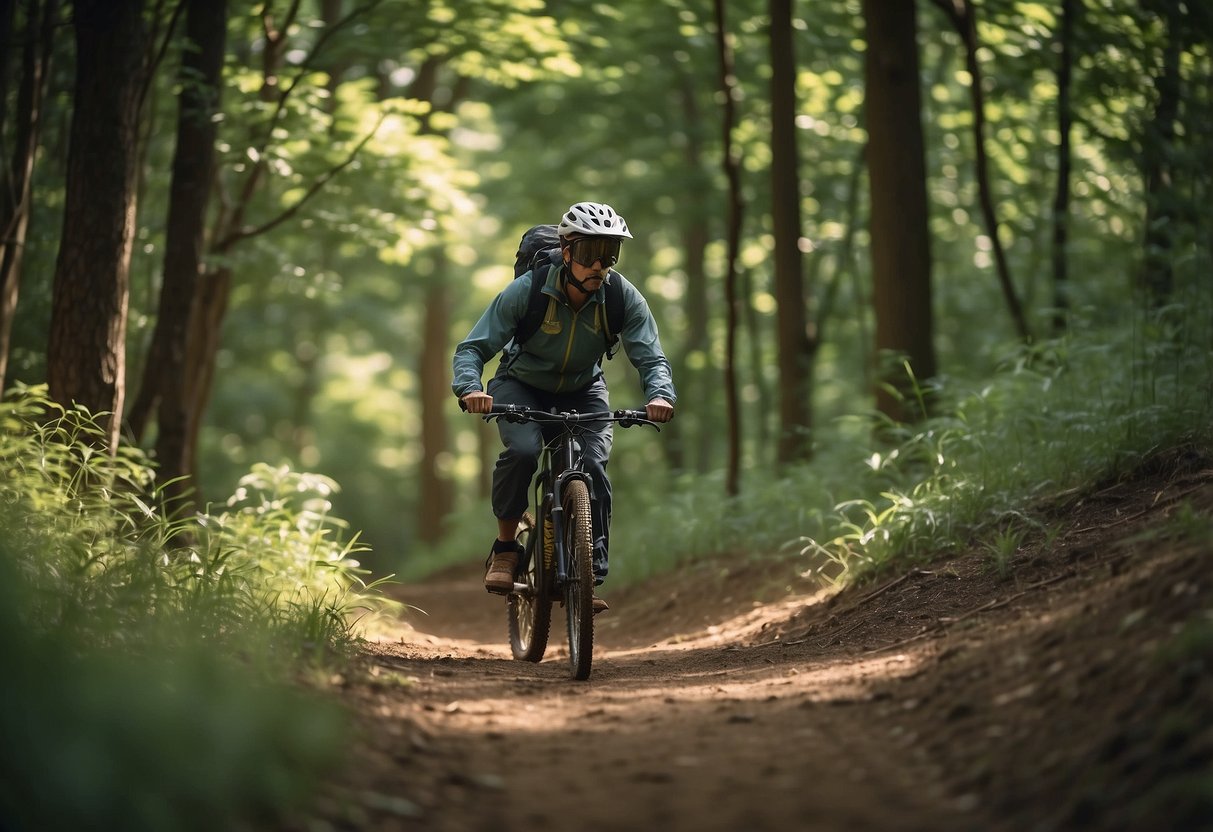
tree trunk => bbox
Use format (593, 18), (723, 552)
(0, 0), (56, 394)
(769, 0), (813, 464)
(0, 0), (16, 394)
(713, 0), (743, 497)
(740, 264), (771, 454)
(677, 218), (712, 472)
(183, 264), (232, 481)
(672, 71), (713, 474)
(933, 0), (1030, 342)
(174, 2), (382, 501)
(418, 279), (454, 544)
(1051, 0), (1074, 335)
(409, 58), (462, 541)
(863, 0), (936, 424)
(178, 3), (289, 493)
(47, 0), (145, 450)
(127, 0), (227, 510)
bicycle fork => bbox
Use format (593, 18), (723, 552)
(547, 438), (590, 587)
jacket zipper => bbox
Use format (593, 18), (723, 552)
(556, 305), (582, 392)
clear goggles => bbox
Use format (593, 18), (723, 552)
(567, 236), (622, 268)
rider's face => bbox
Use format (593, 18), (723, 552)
(562, 236), (615, 288)
(568, 257), (607, 287)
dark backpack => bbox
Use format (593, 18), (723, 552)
(511, 224), (625, 359)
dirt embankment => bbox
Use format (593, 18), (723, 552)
(310, 450), (1213, 832)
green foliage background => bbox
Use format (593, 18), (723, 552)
(2, 1), (1212, 826)
(5, 0), (1212, 578)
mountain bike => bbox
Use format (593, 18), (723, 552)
(483, 404), (660, 680)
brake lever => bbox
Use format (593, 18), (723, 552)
(618, 410), (661, 431)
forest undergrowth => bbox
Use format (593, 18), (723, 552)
(0, 388), (394, 831)
(420, 298), (1213, 592)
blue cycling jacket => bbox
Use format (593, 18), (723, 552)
(451, 263), (677, 404)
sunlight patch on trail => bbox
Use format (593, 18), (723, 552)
(391, 648), (930, 738)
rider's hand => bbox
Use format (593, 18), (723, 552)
(645, 397), (674, 423)
(461, 391), (493, 414)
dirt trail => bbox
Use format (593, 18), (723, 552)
(317, 452), (1213, 832)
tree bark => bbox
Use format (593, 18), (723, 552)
(419, 279), (453, 544)
(713, 0), (743, 497)
(769, 0), (813, 464)
(127, 0), (227, 510)
(0, 0), (56, 394)
(863, 0), (936, 424)
(47, 0), (146, 450)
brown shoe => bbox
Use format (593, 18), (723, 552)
(484, 548), (519, 595)
(592, 595), (609, 615)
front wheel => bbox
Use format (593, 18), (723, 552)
(508, 512), (552, 662)
(562, 480), (595, 680)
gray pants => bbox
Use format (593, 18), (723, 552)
(486, 372), (613, 581)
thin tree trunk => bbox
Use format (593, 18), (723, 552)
(47, 0), (146, 450)
(769, 0), (813, 465)
(840, 142), (870, 388)
(419, 279), (453, 544)
(713, 0), (743, 497)
(176, 1), (380, 498)
(410, 58), (461, 541)
(0, 0), (16, 393)
(674, 71), (713, 474)
(933, 0), (1030, 342)
(740, 264), (771, 454)
(0, 0), (56, 393)
(1051, 0), (1074, 335)
(127, 0), (226, 511)
(183, 263), (231, 478)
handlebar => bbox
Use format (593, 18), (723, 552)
(464, 402), (661, 431)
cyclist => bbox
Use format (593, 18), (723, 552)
(453, 201), (676, 613)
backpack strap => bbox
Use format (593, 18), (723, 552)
(601, 271), (625, 360)
(513, 250), (560, 348)
(513, 256), (627, 359)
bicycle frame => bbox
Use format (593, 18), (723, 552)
(479, 403), (659, 679)
(535, 424), (593, 589)
(486, 405), (656, 591)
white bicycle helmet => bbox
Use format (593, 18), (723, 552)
(557, 201), (633, 239)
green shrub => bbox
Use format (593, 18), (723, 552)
(0, 385), (392, 830)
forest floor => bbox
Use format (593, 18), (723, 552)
(308, 446), (1212, 832)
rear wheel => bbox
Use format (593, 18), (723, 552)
(562, 480), (595, 680)
(508, 512), (552, 662)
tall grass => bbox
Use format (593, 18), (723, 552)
(607, 295), (1213, 586)
(0, 385), (392, 831)
(407, 295), (1210, 592)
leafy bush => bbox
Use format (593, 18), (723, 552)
(607, 297), (1213, 586)
(0, 385), (391, 830)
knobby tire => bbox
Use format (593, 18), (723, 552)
(562, 480), (595, 680)
(508, 512), (552, 662)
